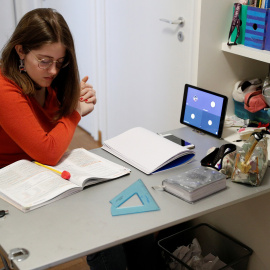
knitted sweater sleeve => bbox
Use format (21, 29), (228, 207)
(0, 76), (81, 166)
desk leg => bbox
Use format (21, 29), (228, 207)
(0, 254), (10, 270)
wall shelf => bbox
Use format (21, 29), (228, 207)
(222, 42), (270, 64)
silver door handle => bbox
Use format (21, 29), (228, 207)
(159, 17), (184, 26)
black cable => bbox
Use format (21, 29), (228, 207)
(0, 210), (8, 218)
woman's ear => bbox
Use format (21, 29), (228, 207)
(15, 45), (26, 59)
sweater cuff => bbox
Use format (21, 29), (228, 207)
(71, 110), (81, 123)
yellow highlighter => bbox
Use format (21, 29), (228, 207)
(34, 162), (71, 180)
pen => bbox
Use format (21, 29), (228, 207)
(34, 162), (71, 180)
(0, 210), (8, 218)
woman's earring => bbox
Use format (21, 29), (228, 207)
(19, 59), (26, 73)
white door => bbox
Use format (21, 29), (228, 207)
(40, 0), (99, 139)
(99, 0), (197, 139)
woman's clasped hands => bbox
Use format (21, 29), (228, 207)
(77, 76), (97, 117)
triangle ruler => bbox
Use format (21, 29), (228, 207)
(110, 179), (160, 216)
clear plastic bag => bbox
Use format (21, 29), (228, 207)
(231, 132), (268, 186)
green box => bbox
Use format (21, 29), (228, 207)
(231, 4), (248, 44)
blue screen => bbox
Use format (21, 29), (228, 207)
(182, 86), (224, 136)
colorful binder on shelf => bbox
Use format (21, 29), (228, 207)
(231, 4), (248, 45)
(264, 9), (270, 51)
(244, 6), (268, 50)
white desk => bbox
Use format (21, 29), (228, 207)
(1, 127), (270, 270)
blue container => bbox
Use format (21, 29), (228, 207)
(244, 6), (268, 50)
(264, 10), (270, 51)
(234, 99), (270, 124)
(233, 99), (249, 119)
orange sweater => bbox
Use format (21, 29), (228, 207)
(0, 71), (81, 167)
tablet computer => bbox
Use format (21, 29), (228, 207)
(180, 84), (228, 138)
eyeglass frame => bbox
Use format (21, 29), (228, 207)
(28, 50), (69, 70)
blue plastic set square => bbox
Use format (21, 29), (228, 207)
(110, 179), (160, 216)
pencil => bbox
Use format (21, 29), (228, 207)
(34, 161), (71, 180)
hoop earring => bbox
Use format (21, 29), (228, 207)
(19, 59), (26, 73)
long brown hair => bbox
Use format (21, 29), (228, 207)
(0, 8), (80, 119)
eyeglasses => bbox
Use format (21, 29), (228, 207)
(28, 50), (69, 70)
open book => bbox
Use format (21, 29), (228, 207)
(0, 148), (130, 212)
(102, 127), (195, 174)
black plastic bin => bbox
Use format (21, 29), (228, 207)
(158, 223), (253, 270)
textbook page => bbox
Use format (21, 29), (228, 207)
(0, 160), (80, 212)
(52, 148), (131, 187)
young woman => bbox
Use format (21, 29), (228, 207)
(0, 8), (96, 168)
(0, 8), (163, 270)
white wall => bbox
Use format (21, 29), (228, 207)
(0, 0), (16, 50)
(41, 0), (99, 139)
